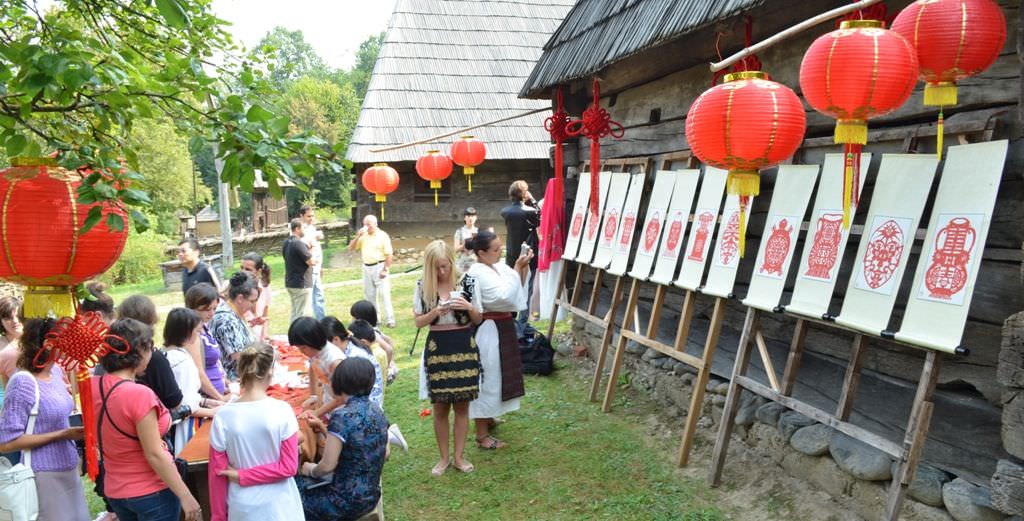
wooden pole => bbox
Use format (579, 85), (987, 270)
(589, 276), (626, 402)
(601, 279), (641, 412)
(780, 318), (808, 397)
(835, 335), (868, 421)
(678, 297), (726, 467)
(368, 108), (549, 153)
(546, 262), (569, 340)
(709, 308), (760, 486)
(709, 0), (883, 72)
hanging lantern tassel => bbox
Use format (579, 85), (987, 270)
(79, 369), (99, 479)
(841, 144), (864, 229)
(936, 108), (944, 161)
(727, 171), (759, 258)
(430, 180), (441, 207)
(24, 286), (75, 319)
(924, 82), (958, 107)
(465, 167), (474, 192)
(375, 194), (386, 221)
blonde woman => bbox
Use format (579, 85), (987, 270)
(414, 240), (483, 476)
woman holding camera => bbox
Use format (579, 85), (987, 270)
(0, 318), (89, 521)
(414, 240), (482, 476)
(465, 231), (531, 450)
(93, 318), (201, 521)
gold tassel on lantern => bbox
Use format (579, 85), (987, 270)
(24, 286), (75, 318)
(727, 170), (759, 257)
(924, 82), (957, 107)
(375, 194), (386, 221)
(834, 119), (868, 146)
(430, 180), (441, 206)
(936, 108), (945, 161)
(464, 168), (474, 192)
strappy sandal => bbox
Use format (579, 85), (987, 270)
(431, 460), (449, 477)
(487, 418), (506, 430)
(452, 459), (475, 473)
(476, 435), (506, 450)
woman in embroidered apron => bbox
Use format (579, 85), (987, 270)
(414, 240), (483, 476)
(465, 230), (531, 450)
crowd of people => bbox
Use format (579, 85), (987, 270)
(0, 179), (545, 521)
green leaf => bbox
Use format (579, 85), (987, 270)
(80, 206), (103, 234)
(129, 209), (150, 232)
(5, 135), (27, 156)
(245, 104), (274, 123)
(188, 136), (205, 155)
(106, 213), (125, 232)
(155, 0), (189, 29)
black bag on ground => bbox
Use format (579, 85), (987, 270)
(519, 332), (555, 376)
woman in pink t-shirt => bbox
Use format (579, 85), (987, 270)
(0, 296), (24, 390)
(93, 318), (201, 521)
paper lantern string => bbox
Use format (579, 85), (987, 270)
(839, 2), (890, 26)
(712, 16), (763, 86)
(566, 79), (624, 218)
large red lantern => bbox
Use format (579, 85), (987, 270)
(686, 71), (806, 255)
(0, 157), (129, 318)
(361, 163), (400, 221)
(449, 136), (486, 193)
(801, 19), (919, 226)
(415, 150), (452, 207)
(892, 0), (1006, 157)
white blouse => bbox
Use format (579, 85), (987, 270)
(413, 274), (483, 326)
(467, 262), (528, 313)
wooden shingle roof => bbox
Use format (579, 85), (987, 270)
(346, 0), (576, 164)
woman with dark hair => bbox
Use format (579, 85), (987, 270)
(288, 316), (345, 418)
(92, 318), (201, 521)
(241, 252), (272, 341)
(0, 296), (23, 401)
(298, 357), (388, 521)
(185, 282), (228, 399)
(208, 343), (302, 521)
(320, 316), (382, 407)
(414, 239), (482, 475)
(209, 272), (258, 380)
(0, 318), (89, 520)
(163, 308), (220, 455)
(465, 230), (531, 449)
(116, 295), (186, 412)
(347, 320), (389, 396)
(80, 281), (116, 324)
(349, 300), (395, 377)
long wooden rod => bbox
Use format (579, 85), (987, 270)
(709, 0), (884, 72)
(368, 107), (550, 153)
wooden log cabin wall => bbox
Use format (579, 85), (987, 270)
(525, 0), (1024, 512)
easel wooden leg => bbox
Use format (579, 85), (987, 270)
(601, 279), (640, 411)
(647, 285), (667, 338)
(589, 276), (625, 402)
(678, 297), (726, 467)
(754, 330), (781, 392)
(587, 269), (604, 316)
(780, 318), (808, 397)
(674, 290), (696, 353)
(884, 351), (942, 521)
(546, 261), (570, 339)
(570, 264), (586, 308)
(709, 308), (760, 486)
(836, 334), (867, 421)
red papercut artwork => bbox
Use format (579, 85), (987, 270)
(687, 211), (715, 261)
(805, 213), (844, 280)
(570, 211), (584, 238)
(718, 211), (740, 266)
(924, 217), (976, 300)
(642, 212), (661, 253)
(603, 208), (619, 245)
(862, 219), (905, 289)
(586, 210), (599, 241)
(665, 213), (684, 255)
(759, 218), (794, 276)
(619, 211), (636, 249)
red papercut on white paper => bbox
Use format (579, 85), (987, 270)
(641, 211), (661, 255)
(570, 211), (584, 239)
(859, 217), (908, 294)
(661, 211), (685, 259)
(804, 212), (844, 281)
(920, 214), (981, 306)
(687, 211), (715, 262)
(716, 211), (740, 267)
(602, 208), (619, 247)
(759, 218), (794, 277)
(617, 211), (636, 253)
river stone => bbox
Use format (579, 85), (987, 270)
(713, 382), (730, 395)
(755, 402), (787, 426)
(624, 340), (645, 355)
(829, 432), (893, 481)
(734, 393), (765, 427)
(790, 424), (832, 456)
(889, 462), (951, 507)
(943, 478), (1004, 521)
(642, 348), (666, 362)
(777, 411), (816, 441)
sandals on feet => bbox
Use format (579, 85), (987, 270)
(452, 459), (475, 473)
(476, 435), (506, 450)
(431, 460), (449, 477)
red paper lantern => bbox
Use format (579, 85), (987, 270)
(0, 158), (129, 318)
(415, 150), (452, 207)
(685, 71), (806, 255)
(449, 136), (486, 192)
(801, 20), (918, 226)
(361, 163), (400, 220)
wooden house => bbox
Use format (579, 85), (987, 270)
(346, 0), (575, 232)
(521, 0), (1023, 516)
(252, 169), (294, 233)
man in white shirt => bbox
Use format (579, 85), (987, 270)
(300, 205), (326, 319)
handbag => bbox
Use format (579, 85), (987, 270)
(0, 372), (40, 521)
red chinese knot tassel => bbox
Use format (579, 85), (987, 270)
(567, 79), (624, 219)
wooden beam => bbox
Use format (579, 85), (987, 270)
(835, 334), (867, 421)
(570, 264), (586, 307)
(546, 261), (570, 339)
(601, 279), (641, 410)
(709, 308), (759, 486)
(589, 276), (627, 403)
(647, 285), (667, 338)
(679, 297), (726, 467)
(754, 329), (782, 392)
(620, 329), (704, 368)
(674, 290), (696, 352)
(780, 318), (808, 397)
(587, 269), (604, 316)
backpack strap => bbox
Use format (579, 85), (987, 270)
(97, 375), (139, 466)
(10, 371), (40, 469)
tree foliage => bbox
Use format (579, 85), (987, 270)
(0, 0), (349, 232)
(255, 26), (329, 89)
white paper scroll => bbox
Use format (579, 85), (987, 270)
(573, 171), (613, 263)
(674, 167), (728, 291)
(628, 171), (678, 280)
(835, 154), (939, 335)
(785, 153), (872, 318)
(895, 140), (1008, 353)
(701, 195), (743, 298)
(607, 172), (648, 276)
(592, 172), (638, 269)
(562, 174), (591, 261)
(647, 170), (701, 285)
(741, 165), (821, 312)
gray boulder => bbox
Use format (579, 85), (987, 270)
(734, 393), (765, 427)
(777, 411), (816, 441)
(790, 424), (832, 456)
(942, 478), (1004, 521)
(641, 347), (666, 362)
(889, 462), (951, 507)
(755, 402), (787, 426)
(829, 432), (893, 481)
(624, 340), (645, 355)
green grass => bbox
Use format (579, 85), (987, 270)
(90, 252), (731, 520)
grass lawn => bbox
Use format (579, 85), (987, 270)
(90, 251), (730, 520)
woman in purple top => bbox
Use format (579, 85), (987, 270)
(186, 282), (228, 398)
(0, 318), (90, 521)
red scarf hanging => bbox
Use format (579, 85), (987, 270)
(537, 178), (565, 272)
(567, 79), (624, 218)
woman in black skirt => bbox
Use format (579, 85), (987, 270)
(414, 240), (483, 476)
